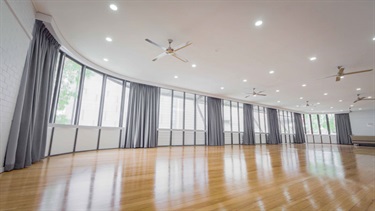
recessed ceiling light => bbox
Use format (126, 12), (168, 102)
(296, 105), (300, 107)
(340, 110), (343, 112)
(276, 90), (280, 92)
(105, 37), (112, 42)
(255, 20), (263, 26)
(192, 64), (197, 68)
(302, 84), (307, 87)
(324, 93), (328, 96)
(339, 100), (342, 102)
(330, 107), (334, 109)
(373, 37), (375, 41)
(109, 4), (118, 11)
(309, 57), (317, 61)
(103, 58), (108, 62)
(356, 88), (361, 91)
(220, 87), (224, 90)
(311, 108), (314, 111)
(243, 79), (247, 82)
(299, 97), (303, 99)
(350, 105), (354, 107)
(368, 96), (372, 99)
(269, 70), (275, 74)
(317, 102), (320, 105)
(174, 75), (178, 79)
(340, 76), (344, 79)
(359, 108), (362, 110)
(277, 101), (281, 103)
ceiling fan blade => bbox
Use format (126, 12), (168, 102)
(172, 53), (188, 62)
(335, 76), (341, 82)
(245, 95), (250, 98)
(257, 94), (267, 96)
(353, 99), (359, 103)
(174, 42), (192, 52)
(145, 39), (167, 51)
(152, 52), (167, 61)
(342, 69), (373, 76)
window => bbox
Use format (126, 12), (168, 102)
(259, 107), (267, 133)
(102, 77), (122, 127)
(311, 114), (320, 134)
(196, 95), (205, 130)
(327, 114), (336, 134)
(78, 69), (103, 126)
(254, 106), (261, 133)
(279, 110), (285, 134)
(304, 114), (311, 134)
(122, 82), (130, 128)
(55, 57), (82, 124)
(238, 103), (244, 132)
(159, 89), (172, 129)
(185, 93), (195, 130)
(231, 102), (239, 132)
(319, 114), (329, 135)
(223, 100), (231, 131)
(172, 91), (184, 129)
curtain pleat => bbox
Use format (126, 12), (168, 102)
(266, 108), (281, 144)
(4, 20), (60, 171)
(207, 97), (224, 146)
(293, 113), (306, 144)
(335, 113), (352, 145)
(124, 83), (160, 148)
(243, 104), (255, 145)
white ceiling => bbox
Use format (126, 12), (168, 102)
(32, 0), (375, 113)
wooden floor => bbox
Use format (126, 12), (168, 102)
(0, 144), (374, 210)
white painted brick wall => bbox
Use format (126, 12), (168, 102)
(0, 0), (35, 173)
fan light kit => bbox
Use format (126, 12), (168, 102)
(145, 38), (192, 63)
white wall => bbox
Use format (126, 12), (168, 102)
(350, 110), (375, 136)
(0, 0), (35, 173)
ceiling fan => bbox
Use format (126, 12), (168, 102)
(245, 88), (266, 98)
(145, 38), (192, 62)
(353, 94), (375, 103)
(327, 66), (373, 82)
(301, 101), (317, 107)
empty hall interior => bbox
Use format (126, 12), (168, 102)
(1, 0), (375, 210)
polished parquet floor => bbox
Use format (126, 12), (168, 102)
(0, 144), (374, 210)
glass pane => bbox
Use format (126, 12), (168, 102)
(122, 82), (130, 128)
(172, 91), (184, 129)
(319, 114), (328, 134)
(239, 103), (244, 132)
(304, 114), (311, 134)
(254, 106), (260, 133)
(79, 69), (103, 126)
(196, 95), (205, 130)
(279, 110), (285, 134)
(328, 114), (336, 134)
(185, 93), (195, 130)
(102, 77), (122, 127)
(159, 89), (172, 129)
(55, 57), (82, 124)
(311, 114), (320, 134)
(259, 107), (267, 133)
(290, 112), (295, 134)
(231, 102), (239, 132)
(264, 108), (269, 133)
(223, 100), (231, 131)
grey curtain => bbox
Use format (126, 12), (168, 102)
(243, 104), (255, 145)
(266, 108), (281, 144)
(294, 113), (306, 144)
(335, 113), (352, 145)
(124, 83), (160, 148)
(4, 20), (60, 171)
(207, 97), (224, 146)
